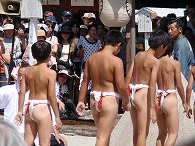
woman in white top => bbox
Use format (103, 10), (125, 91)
(45, 16), (59, 71)
(56, 22), (74, 71)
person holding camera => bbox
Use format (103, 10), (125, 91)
(56, 68), (78, 119)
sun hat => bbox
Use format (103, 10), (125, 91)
(3, 24), (14, 30)
(37, 29), (46, 37)
(58, 69), (71, 77)
(88, 13), (96, 19)
(81, 13), (89, 20)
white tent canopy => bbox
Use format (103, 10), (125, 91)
(135, 7), (186, 23)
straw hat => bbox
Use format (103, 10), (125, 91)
(3, 24), (14, 30)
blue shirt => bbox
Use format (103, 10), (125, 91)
(173, 35), (195, 81)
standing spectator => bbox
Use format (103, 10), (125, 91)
(3, 23), (22, 78)
(168, 18), (195, 81)
(187, 6), (195, 35)
(56, 23), (73, 71)
(79, 24), (102, 109)
(45, 16), (59, 71)
(81, 13), (89, 26)
(96, 22), (105, 47)
(15, 23), (27, 59)
(61, 10), (72, 23)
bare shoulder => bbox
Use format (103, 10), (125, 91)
(45, 67), (56, 77)
(172, 59), (181, 68)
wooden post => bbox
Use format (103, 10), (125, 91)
(126, 0), (135, 74)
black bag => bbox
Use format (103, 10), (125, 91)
(59, 92), (78, 119)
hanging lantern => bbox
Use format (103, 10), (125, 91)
(99, 0), (132, 27)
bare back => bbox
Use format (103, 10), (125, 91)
(24, 65), (56, 100)
(157, 56), (180, 90)
(87, 51), (124, 92)
(131, 51), (159, 85)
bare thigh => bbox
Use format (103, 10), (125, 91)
(32, 104), (53, 146)
(90, 96), (119, 138)
(161, 94), (179, 134)
(25, 116), (38, 146)
(133, 88), (150, 135)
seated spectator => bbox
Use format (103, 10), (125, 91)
(56, 68), (78, 119)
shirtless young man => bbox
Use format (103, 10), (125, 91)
(156, 39), (188, 146)
(15, 40), (62, 146)
(126, 30), (171, 146)
(76, 30), (131, 146)
(186, 65), (195, 120)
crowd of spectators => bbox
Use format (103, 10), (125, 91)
(0, 5), (195, 118)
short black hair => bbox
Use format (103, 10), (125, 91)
(149, 30), (171, 49)
(167, 18), (183, 29)
(162, 36), (174, 56)
(31, 40), (51, 61)
(105, 30), (124, 47)
(87, 24), (97, 31)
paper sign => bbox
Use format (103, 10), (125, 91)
(21, 0), (43, 18)
(48, 0), (59, 5)
(71, 0), (94, 6)
(41, 0), (47, 5)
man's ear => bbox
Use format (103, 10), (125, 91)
(116, 42), (122, 48)
(178, 27), (182, 34)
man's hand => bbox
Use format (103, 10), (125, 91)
(14, 112), (24, 126)
(186, 106), (193, 119)
(122, 100), (131, 111)
(76, 102), (85, 116)
(150, 107), (157, 124)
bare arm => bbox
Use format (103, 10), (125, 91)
(78, 60), (91, 103)
(0, 39), (5, 54)
(48, 71), (62, 130)
(76, 60), (91, 116)
(1, 54), (10, 64)
(125, 60), (134, 87)
(186, 67), (194, 118)
(18, 72), (27, 113)
(115, 58), (131, 111)
(175, 62), (186, 105)
(48, 71), (60, 118)
(149, 60), (160, 123)
(186, 68), (194, 106)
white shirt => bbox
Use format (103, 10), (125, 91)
(0, 83), (28, 134)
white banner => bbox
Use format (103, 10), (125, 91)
(28, 18), (38, 66)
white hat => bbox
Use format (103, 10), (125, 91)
(3, 24), (14, 30)
(88, 13), (96, 19)
(58, 69), (71, 77)
(81, 13), (89, 20)
(80, 25), (88, 29)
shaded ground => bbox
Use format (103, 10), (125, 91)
(61, 111), (122, 137)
